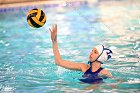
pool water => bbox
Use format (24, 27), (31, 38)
(0, 1), (140, 93)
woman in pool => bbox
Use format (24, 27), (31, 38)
(49, 24), (113, 84)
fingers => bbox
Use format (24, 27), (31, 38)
(49, 24), (54, 32)
(52, 24), (54, 30)
(50, 24), (57, 33)
(54, 24), (57, 33)
(49, 28), (52, 32)
(55, 24), (57, 30)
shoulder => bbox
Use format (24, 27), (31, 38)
(78, 63), (90, 73)
(99, 68), (112, 78)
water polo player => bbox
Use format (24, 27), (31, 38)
(49, 24), (113, 84)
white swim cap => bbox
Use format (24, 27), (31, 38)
(95, 45), (113, 63)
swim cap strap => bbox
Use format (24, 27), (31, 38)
(94, 45), (104, 63)
(88, 45), (113, 64)
(88, 61), (92, 66)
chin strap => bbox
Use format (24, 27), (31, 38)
(88, 60), (98, 66)
(88, 61), (92, 66)
(88, 45), (104, 65)
(88, 60), (102, 67)
(96, 45), (113, 63)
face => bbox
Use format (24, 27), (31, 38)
(89, 48), (100, 62)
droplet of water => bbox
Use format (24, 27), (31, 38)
(130, 27), (135, 30)
(5, 43), (10, 46)
(61, 3), (67, 7)
(134, 44), (138, 49)
(35, 45), (41, 48)
(3, 30), (6, 33)
(2, 85), (15, 92)
(28, 52), (32, 55)
(7, 51), (11, 54)
(119, 55), (125, 58)
(109, 46), (117, 50)
(0, 40), (4, 44)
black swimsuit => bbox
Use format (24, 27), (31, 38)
(79, 66), (104, 84)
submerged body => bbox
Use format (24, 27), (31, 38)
(79, 66), (104, 84)
(49, 24), (113, 84)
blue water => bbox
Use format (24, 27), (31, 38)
(0, 1), (140, 93)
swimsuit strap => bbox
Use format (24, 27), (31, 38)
(84, 67), (103, 74)
(94, 67), (103, 73)
(90, 63), (103, 73)
(84, 67), (92, 74)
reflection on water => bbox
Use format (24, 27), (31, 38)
(0, 0), (140, 93)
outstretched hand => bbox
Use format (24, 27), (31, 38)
(49, 24), (57, 43)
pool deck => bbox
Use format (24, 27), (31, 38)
(0, 0), (140, 9)
(0, 0), (84, 9)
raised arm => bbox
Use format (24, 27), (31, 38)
(49, 24), (88, 72)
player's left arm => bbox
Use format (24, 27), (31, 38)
(99, 69), (113, 78)
(99, 69), (125, 83)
